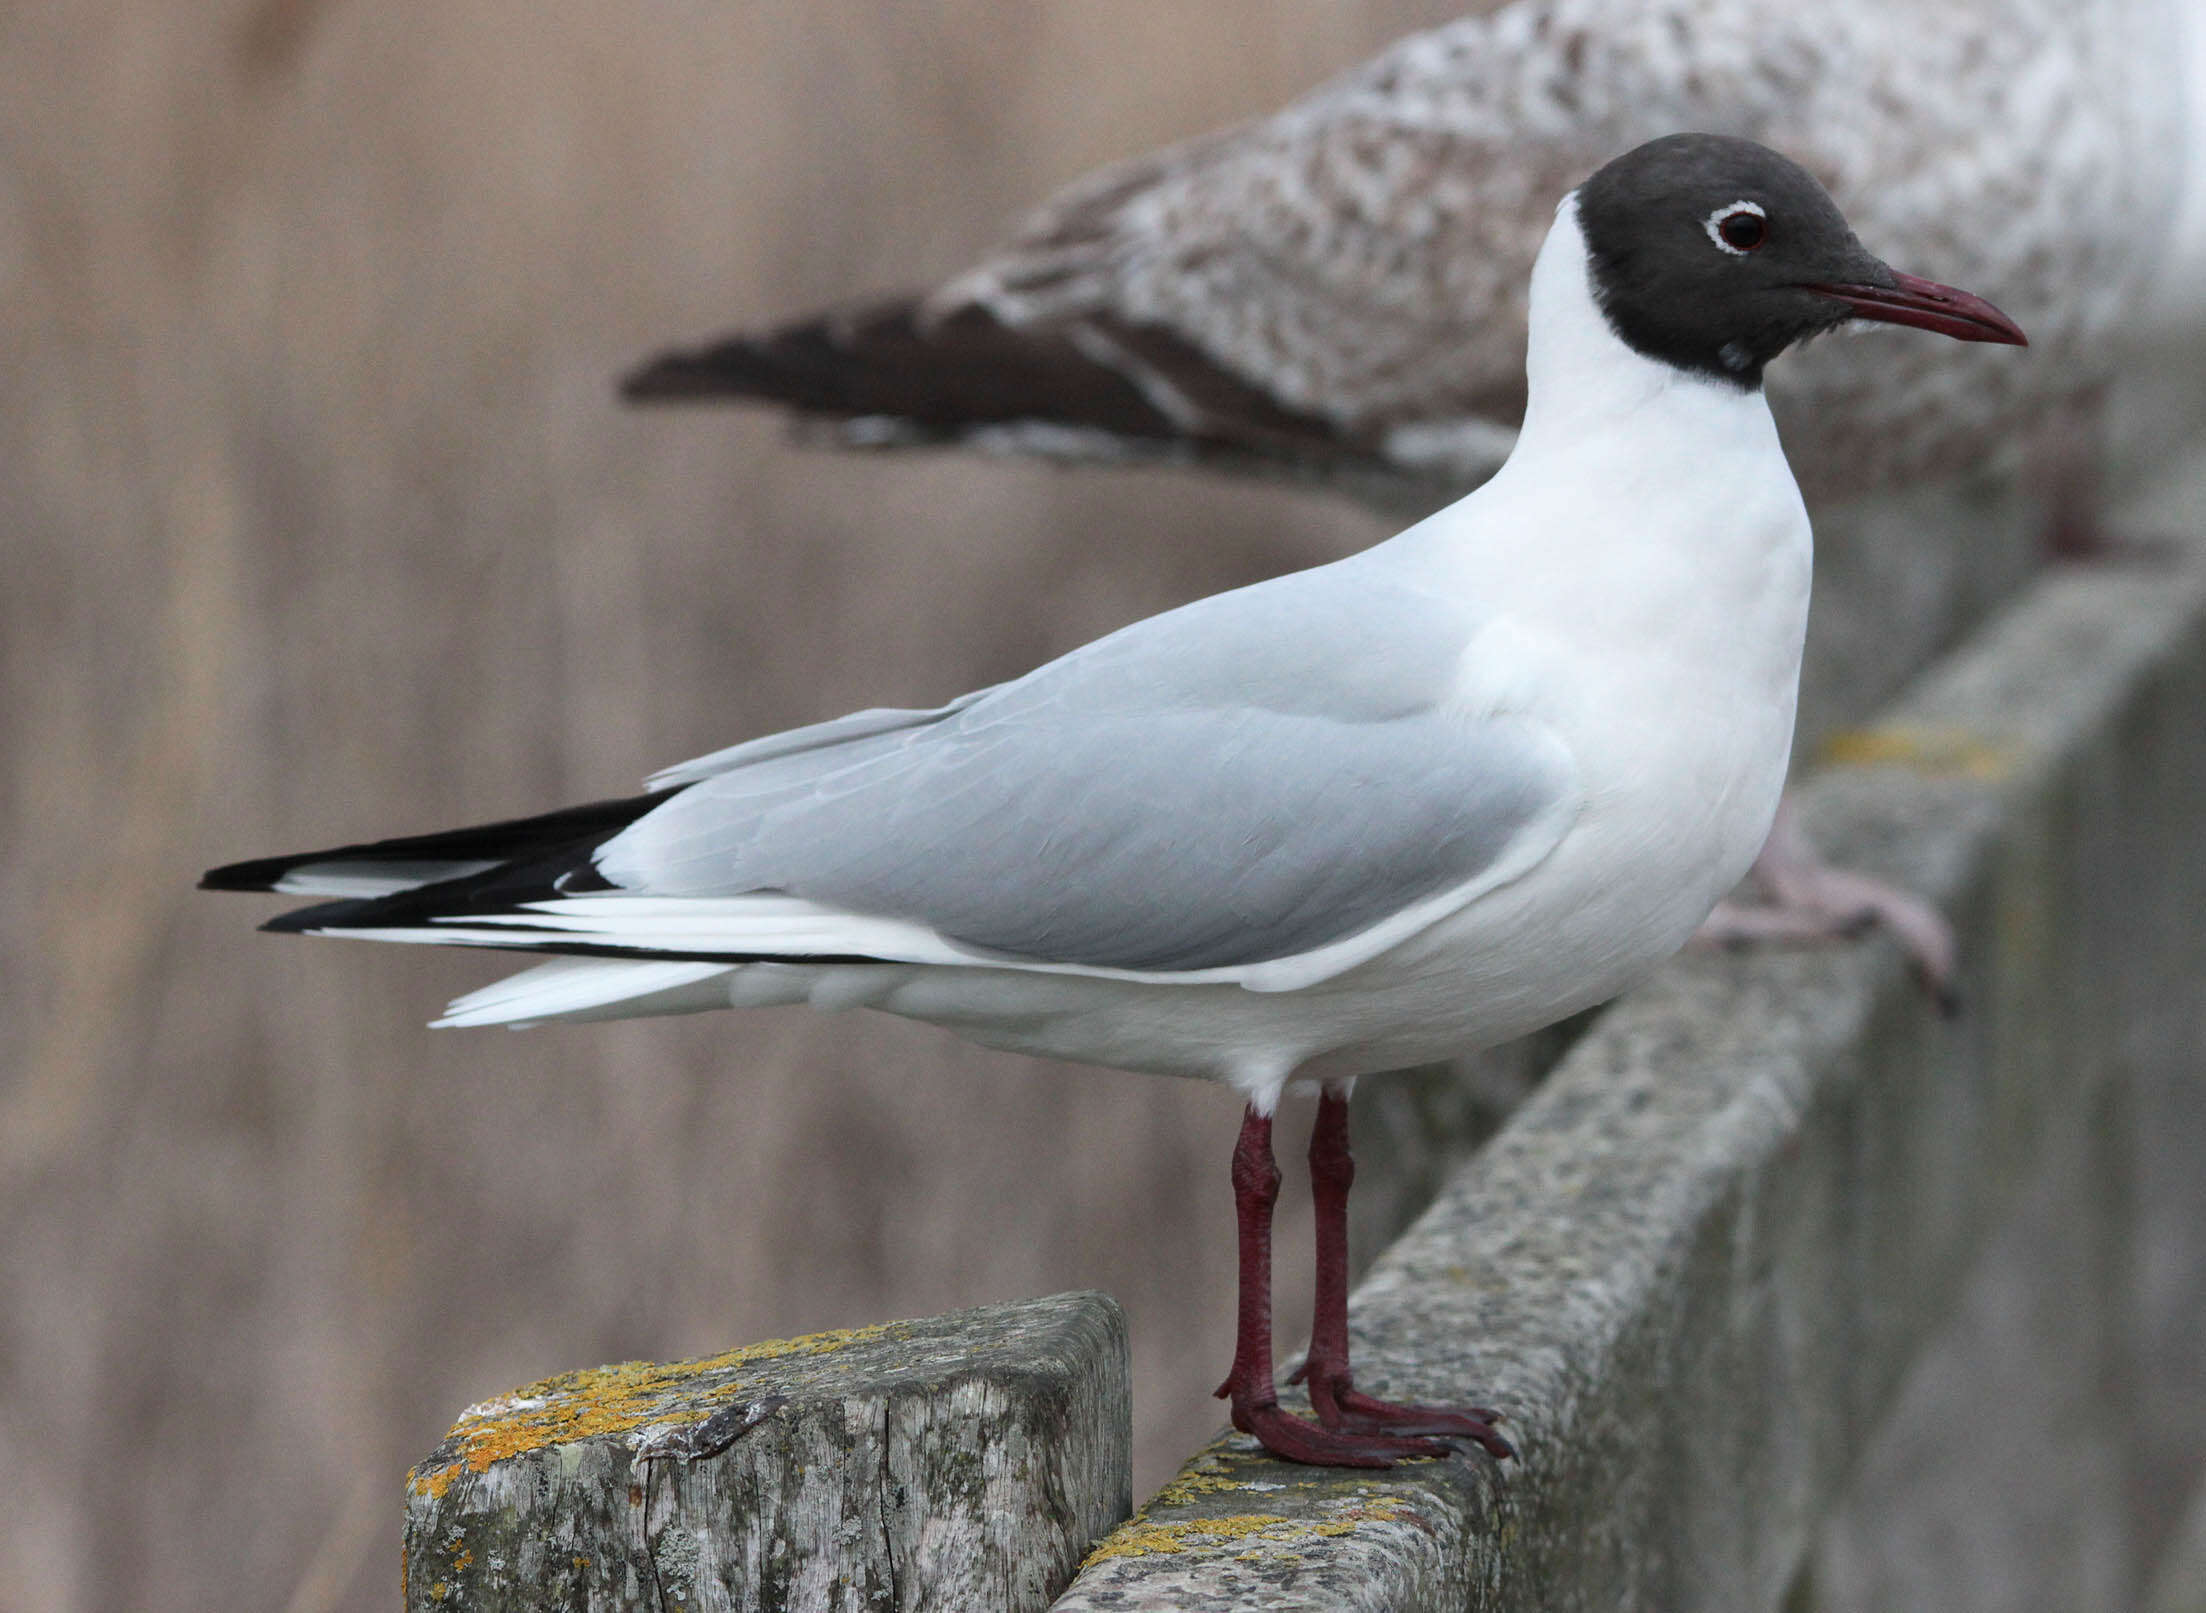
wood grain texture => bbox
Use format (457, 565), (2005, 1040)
(405, 1291), (1130, 1612)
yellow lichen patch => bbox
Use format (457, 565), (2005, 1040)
(1820, 724), (2018, 781)
(1140, 1440), (1422, 1511)
(1079, 1491), (1419, 1569)
(1147, 1454), (1267, 1511)
(1082, 1514), (1296, 1563)
(407, 1320), (912, 1499)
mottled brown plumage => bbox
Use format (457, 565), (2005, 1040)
(626, 0), (2186, 509)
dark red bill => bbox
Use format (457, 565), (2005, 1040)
(1798, 271), (2028, 346)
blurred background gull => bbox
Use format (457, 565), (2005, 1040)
(4, 5), (2205, 1612)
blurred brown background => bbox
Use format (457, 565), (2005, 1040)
(0, 4), (1544, 1610)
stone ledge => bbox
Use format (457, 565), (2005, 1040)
(1052, 554), (2206, 1611)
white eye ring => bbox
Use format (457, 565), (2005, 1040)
(1704, 200), (1768, 256)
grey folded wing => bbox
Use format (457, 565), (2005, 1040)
(598, 568), (1578, 977)
(647, 685), (1005, 789)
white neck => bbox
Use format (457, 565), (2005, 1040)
(1373, 190), (1813, 755)
(1386, 191), (1801, 570)
(1514, 193), (1738, 449)
(1366, 192), (1817, 950)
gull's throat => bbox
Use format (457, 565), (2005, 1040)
(1513, 195), (1757, 455)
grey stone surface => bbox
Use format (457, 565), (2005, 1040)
(1789, 475), (2041, 761)
(1807, 1058), (2139, 1612)
(2144, 1477), (2206, 1613)
(1806, 589), (2206, 1606)
(403, 1291), (1130, 1612)
(1050, 554), (2206, 1611)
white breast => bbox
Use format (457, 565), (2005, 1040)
(1316, 198), (1812, 1062)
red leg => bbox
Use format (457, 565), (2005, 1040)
(1212, 1102), (1447, 1467)
(1289, 1086), (1515, 1462)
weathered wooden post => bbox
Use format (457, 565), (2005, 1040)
(404, 1291), (1130, 1612)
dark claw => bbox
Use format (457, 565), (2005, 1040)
(1306, 1380), (1516, 1462)
(1233, 1398), (1451, 1468)
(1342, 1410), (1515, 1454)
(1334, 1398), (1516, 1462)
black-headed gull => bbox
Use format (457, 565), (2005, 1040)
(207, 137), (2025, 1467)
(626, 0), (2188, 995)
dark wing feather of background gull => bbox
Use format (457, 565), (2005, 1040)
(627, 0), (2187, 511)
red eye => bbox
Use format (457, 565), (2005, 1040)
(1719, 210), (1766, 251)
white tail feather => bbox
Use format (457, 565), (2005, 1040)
(434, 959), (737, 1029)
(322, 893), (984, 967)
(273, 858), (500, 898)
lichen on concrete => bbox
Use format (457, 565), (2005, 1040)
(1819, 721), (2020, 781)
(1077, 1438), (1426, 1569)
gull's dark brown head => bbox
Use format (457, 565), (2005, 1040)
(1575, 133), (2026, 389)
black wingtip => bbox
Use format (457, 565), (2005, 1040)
(615, 299), (1396, 498)
(198, 793), (664, 907)
(201, 855), (293, 893)
(619, 343), (760, 403)
(611, 298), (1184, 440)
(617, 305), (917, 410)
(259, 901), (345, 934)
